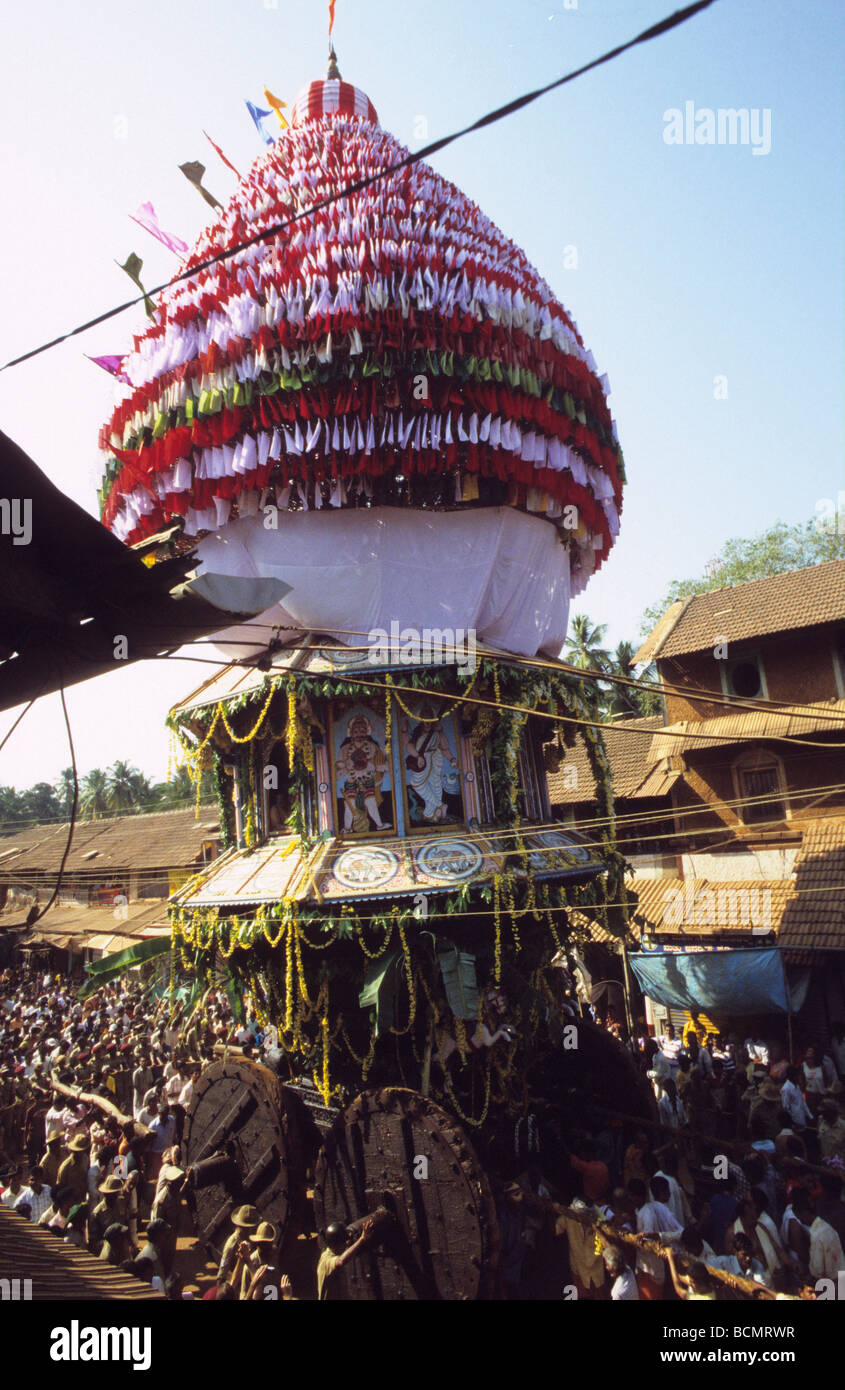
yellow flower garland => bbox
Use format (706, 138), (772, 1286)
(492, 874), (503, 985)
(219, 682), (279, 744)
(445, 1061), (492, 1129)
(388, 915), (417, 1036)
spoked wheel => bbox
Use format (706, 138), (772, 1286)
(313, 1086), (499, 1300)
(182, 1055), (302, 1258)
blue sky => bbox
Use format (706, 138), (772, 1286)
(0, 0), (843, 792)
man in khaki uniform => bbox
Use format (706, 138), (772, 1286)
(39, 1129), (65, 1190)
(218, 1204), (259, 1286)
(56, 1133), (90, 1206)
(89, 1174), (130, 1255)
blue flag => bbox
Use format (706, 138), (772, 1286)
(245, 100), (274, 146)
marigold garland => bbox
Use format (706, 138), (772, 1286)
(218, 682), (279, 744)
(444, 1060), (492, 1129)
(388, 914), (417, 1035)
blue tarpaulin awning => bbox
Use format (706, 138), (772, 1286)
(628, 947), (810, 1016)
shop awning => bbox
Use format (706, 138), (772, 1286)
(629, 947), (810, 1016)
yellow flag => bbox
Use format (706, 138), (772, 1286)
(264, 87), (288, 130)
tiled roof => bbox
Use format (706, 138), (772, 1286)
(546, 716), (666, 805)
(648, 699), (845, 760)
(634, 558), (845, 662)
(778, 819), (845, 952)
(0, 1205), (159, 1300)
(0, 807), (220, 876)
(9, 899), (169, 948)
(629, 876), (793, 937)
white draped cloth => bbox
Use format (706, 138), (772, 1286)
(196, 506), (571, 659)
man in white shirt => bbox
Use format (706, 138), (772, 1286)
(653, 1161), (691, 1226)
(657, 1080), (687, 1130)
(780, 1068), (812, 1128)
(603, 1246), (639, 1299)
(710, 1233), (770, 1285)
(629, 1178), (682, 1299)
(14, 1166), (53, 1224)
(809, 1207), (845, 1281)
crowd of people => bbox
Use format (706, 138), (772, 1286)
(0, 962), (289, 1298)
(494, 1019), (845, 1300)
(3, 958), (845, 1301)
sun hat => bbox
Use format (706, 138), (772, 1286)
(250, 1222), (277, 1245)
(67, 1133), (90, 1152)
(231, 1204), (259, 1228)
(98, 1174), (125, 1195)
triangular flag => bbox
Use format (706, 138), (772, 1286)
(264, 87), (288, 130)
(129, 202), (189, 256)
(116, 254), (156, 319)
(329, 0), (337, 35)
(245, 100), (274, 146)
(203, 130), (241, 180)
(179, 162), (222, 211)
(86, 354), (132, 385)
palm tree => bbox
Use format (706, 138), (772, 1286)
(154, 765), (195, 808)
(129, 768), (155, 807)
(107, 761), (142, 812)
(605, 640), (663, 719)
(79, 769), (111, 820)
(55, 767), (77, 817)
(565, 615), (612, 673)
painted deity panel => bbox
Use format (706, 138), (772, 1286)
(398, 695), (464, 830)
(330, 701), (394, 836)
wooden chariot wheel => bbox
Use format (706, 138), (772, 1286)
(313, 1086), (499, 1300)
(182, 1055), (301, 1258)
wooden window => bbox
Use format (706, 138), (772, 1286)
(733, 751), (788, 825)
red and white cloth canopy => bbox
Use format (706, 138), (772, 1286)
(291, 78), (378, 126)
(97, 74), (624, 599)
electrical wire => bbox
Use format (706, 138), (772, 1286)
(26, 690), (79, 926)
(0, 698), (37, 756)
(122, 621), (845, 727)
(5, 781), (843, 889)
(0, 0), (717, 373)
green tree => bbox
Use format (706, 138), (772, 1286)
(641, 517), (845, 634)
(79, 769), (111, 820)
(153, 765), (195, 807)
(55, 767), (77, 817)
(20, 782), (61, 823)
(0, 786), (26, 831)
(107, 760), (141, 812)
(604, 641), (663, 720)
(565, 615), (612, 673)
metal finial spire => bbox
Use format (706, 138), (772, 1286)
(327, 44), (341, 79)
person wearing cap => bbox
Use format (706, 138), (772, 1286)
(218, 1204), (260, 1286)
(39, 1129), (66, 1190)
(317, 1217), (376, 1301)
(56, 1132), (91, 1206)
(241, 1222), (293, 1300)
(89, 1174), (129, 1255)
(0, 1165), (23, 1207)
